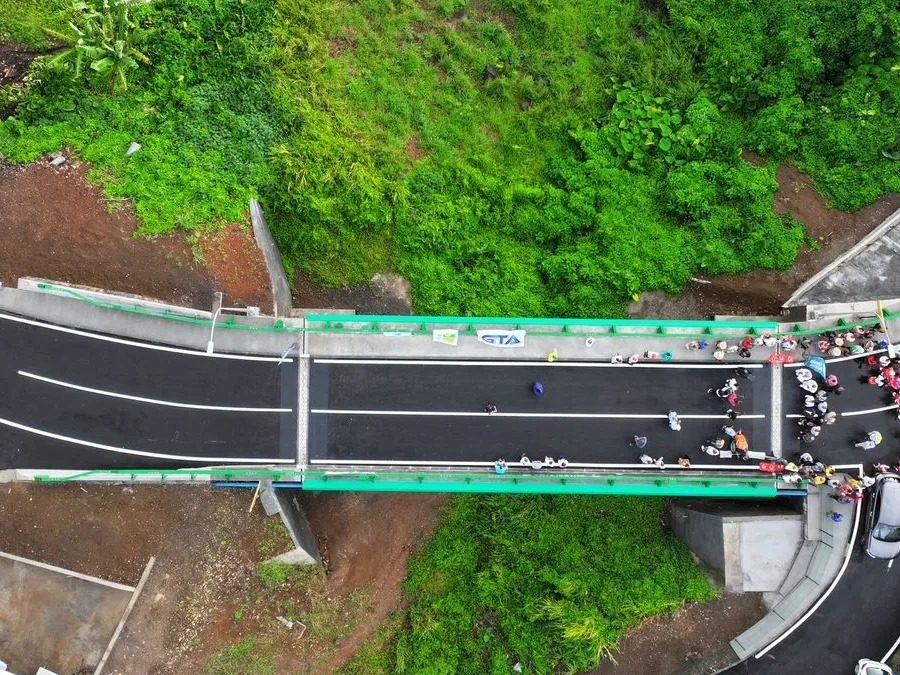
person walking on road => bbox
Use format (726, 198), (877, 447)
(854, 431), (883, 450)
(631, 435), (649, 449)
(667, 411), (682, 431)
(484, 403), (498, 415)
(532, 381), (545, 398)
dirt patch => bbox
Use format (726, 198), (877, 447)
(328, 29), (357, 58)
(302, 492), (448, 673)
(629, 161), (900, 319)
(404, 133), (426, 163)
(589, 593), (766, 675)
(196, 221), (273, 311)
(0, 42), (41, 85)
(293, 272), (413, 314)
(0, 484), (447, 675)
(0, 157), (271, 309)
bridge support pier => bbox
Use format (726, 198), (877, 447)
(260, 482), (322, 566)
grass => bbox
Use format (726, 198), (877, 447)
(203, 637), (276, 675)
(0, 0), (70, 47)
(337, 612), (404, 675)
(342, 494), (716, 675)
(3, 0), (897, 317)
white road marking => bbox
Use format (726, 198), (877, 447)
(308, 458), (766, 471)
(0, 550), (135, 592)
(313, 358), (763, 369)
(0, 417), (293, 464)
(770, 363), (783, 458)
(755, 463), (863, 659)
(311, 409), (766, 419)
(0, 312), (292, 362)
(840, 404), (900, 417)
(19, 371), (293, 413)
(883, 624), (900, 663)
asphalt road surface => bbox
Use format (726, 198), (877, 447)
(783, 357), (900, 467)
(724, 550), (900, 674)
(309, 359), (773, 465)
(0, 314), (298, 469)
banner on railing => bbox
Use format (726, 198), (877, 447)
(477, 329), (526, 347)
(433, 329), (459, 346)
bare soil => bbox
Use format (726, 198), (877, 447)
(590, 593), (766, 675)
(0, 158), (271, 311)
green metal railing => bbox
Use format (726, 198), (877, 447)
(304, 312), (895, 340)
(32, 283), (895, 342)
(34, 283), (301, 334)
(305, 313), (779, 337)
(33, 468), (304, 483)
(301, 471), (778, 497)
(30, 468), (779, 497)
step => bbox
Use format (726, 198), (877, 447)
(777, 540), (818, 596)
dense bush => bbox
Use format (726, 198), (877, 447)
(1, 0), (898, 316)
(0, 0), (284, 234)
(391, 495), (715, 674)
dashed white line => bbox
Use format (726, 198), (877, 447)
(0, 312), (291, 362)
(0, 417), (293, 464)
(311, 409), (766, 419)
(19, 371), (293, 413)
(313, 358), (764, 369)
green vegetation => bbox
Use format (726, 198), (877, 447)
(1, 0), (898, 315)
(203, 637), (276, 675)
(343, 495), (715, 674)
(0, 0), (283, 234)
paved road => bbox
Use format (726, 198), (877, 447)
(0, 314), (298, 469)
(725, 549), (900, 673)
(309, 359), (773, 465)
(783, 356), (900, 467)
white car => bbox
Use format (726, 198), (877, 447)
(856, 659), (892, 675)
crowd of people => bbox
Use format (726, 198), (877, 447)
(485, 323), (898, 479)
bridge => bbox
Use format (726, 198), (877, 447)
(2, 281), (899, 499)
(4, 281), (900, 674)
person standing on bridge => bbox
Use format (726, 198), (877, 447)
(667, 411), (682, 431)
(484, 403), (498, 415)
(854, 430), (883, 450)
(494, 459), (507, 474)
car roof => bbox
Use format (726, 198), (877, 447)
(879, 479), (900, 524)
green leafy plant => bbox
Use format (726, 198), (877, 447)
(43, 0), (150, 92)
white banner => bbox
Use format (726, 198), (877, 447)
(433, 329), (459, 346)
(476, 329), (526, 348)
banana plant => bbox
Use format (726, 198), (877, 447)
(43, 0), (150, 93)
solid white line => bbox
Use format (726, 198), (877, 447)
(841, 404), (899, 417)
(755, 465), (863, 659)
(784, 344), (900, 367)
(882, 630), (900, 664)
(0, 417), (294, 464)
(311, 409), (766, 419)
(0, 550), (135, 592)
(313, 358), (764, 369)
(0, 312), (291, 362)
(308, 459), (764, 471)
(19, 371), (292, 413)
(770, 363), (783, 459)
